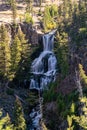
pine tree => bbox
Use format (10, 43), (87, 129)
(67, 115), (74, 130)
(50, 4), (58, 18)
(55, 32), (69, 78)
(43, 6), (56, 31)
(6, 0), (12, 5)
(63, 0), (68, 19)
(0, 24), (11, 81)
(25, 12), (34, 24)
(0, 25), (5, 78)
(72, 97), (87, 129)
(13, 97), (26, 130)
(17, 27), (27, 54)
(17, 27), (30, 58)
(11, 34), (22, 79)
(25, 0), (33, 14)
(0, 110), (13, 130)
(43, 6), (51, 30)
(16, 27), (31, 80)
(70, 102), (75, 114)
(10, 0), (17, 24)
(39, 0), (42, 12)
(72, 0), (78, 21)
(68, 0), (74, 21)
(79, 64), (87, 85)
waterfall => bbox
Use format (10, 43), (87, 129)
(43, 34), (54, 51)
(30, 30), (57, 90)
(29, 29), (57, 130)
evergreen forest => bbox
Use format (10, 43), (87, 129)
(0, 0), (87, 130)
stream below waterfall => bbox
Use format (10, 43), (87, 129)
(29, 30), (57, 130)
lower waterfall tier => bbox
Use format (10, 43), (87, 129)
(30, 51), (57, 90)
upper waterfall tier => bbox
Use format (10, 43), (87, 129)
(43, 34), (54, 51)
(43, 29), (57, 51)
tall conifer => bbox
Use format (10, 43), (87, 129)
(11, 34), (22, 78)
(0, 24), (11, 81)
(16, 27), (31, 80)
(10, 0), (17, 24)
(13, 97), (26, 130)
(0, 110), (13, 130)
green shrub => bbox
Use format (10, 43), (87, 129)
(79, 28), (87, 34)
(0, 110), (13, 130)
(50, 4), (58, 17)
(25, 13), (34, 24)
(43, 82), (58, 102)
(13, 97), (26, 130)
(43, 5), (57, 32)
(57, 98), (65, 113)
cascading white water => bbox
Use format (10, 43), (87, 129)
(29, 29), (57, 130)
(30, 30), (57, 90)
(43, 34), (54, 51)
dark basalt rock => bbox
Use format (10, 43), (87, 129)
(20, 22), (40, 45)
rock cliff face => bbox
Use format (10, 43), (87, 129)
(20, 23), (39, 45)
(4, 22), (40, 45)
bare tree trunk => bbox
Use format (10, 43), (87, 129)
(75, 69), (83, 98)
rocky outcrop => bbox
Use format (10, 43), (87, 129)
(56, 74), (76, 95)
(20, 23), (40, 45)
(2, 22), (41, 45)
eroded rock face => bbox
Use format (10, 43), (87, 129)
(2, 22), (41, 45)
(20, 23), (39, 45)
(45, 102), (57, 112)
